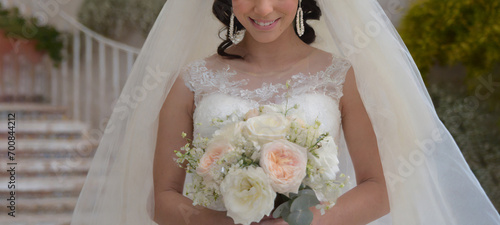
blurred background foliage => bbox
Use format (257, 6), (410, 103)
(0, 3), (64, 64)
(77, 0), (166, 39)
(400, 0), (500, 211)
(399, 0), (500, 85)
(428, 84), (500, 211)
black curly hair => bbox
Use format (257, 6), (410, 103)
(212, 0), (321, 59)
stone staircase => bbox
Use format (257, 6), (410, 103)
(0, 103), (96, 225)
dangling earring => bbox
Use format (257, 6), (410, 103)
(296, 0), (305, 37)
(229, 11), (245, 44)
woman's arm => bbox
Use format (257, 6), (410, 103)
(313, 67), (390, 225)
(153, 76), (235, 225)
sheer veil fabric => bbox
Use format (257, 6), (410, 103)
(71, 0), (500, 224)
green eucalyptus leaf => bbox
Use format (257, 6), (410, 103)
(281, 206), (291, 220)
(272, 201), (291, 219)
(298, 189), (316, 197)
(285, 209), (314, 225)
(290, 195), (320, 212)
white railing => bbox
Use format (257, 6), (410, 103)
(0, 0), (141, 128)
(58, 11), (141, 127)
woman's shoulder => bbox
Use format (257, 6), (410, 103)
(183, 54), (224, 69)
(298, 49), (352, 101)
(307, 48), (351, 74)
(181, 54), (228, 78)
(180, 54), (228, 92)
(309, 49), (352, 81)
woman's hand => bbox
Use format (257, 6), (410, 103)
(252, 219), (288, 225)
(250, 205), (329, 225)
(251, 215), (288, 225)
(251, 208), (325, 225)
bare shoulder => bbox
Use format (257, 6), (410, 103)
(161, 70), (195, 118)
(339, 65), (357, 117)
(307, 48), (352, 72)
(306, 47), (333, 69)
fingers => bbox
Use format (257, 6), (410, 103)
(259, 218), (288, 225)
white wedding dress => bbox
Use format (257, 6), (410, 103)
(71, 1), (500, 224)
(179, 53), (380, 217)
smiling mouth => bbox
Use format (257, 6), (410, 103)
(251, 18), (279, 27)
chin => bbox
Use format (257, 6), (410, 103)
(247, 33), (285, 44)
(254, 38), (280, 44)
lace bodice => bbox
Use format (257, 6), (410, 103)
(182, 55), (352, 142)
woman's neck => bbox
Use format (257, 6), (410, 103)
(230, 26), (314, 72)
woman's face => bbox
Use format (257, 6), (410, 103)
(232, 0), (299, 44)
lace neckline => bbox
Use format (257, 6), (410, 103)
(183, 56), (351, 105)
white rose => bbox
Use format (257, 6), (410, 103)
(244, 113), (290, 145)
(220, 167), (276, 225)
(260, 140), (307, 194)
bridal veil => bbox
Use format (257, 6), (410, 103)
(71, 0), (500, 224)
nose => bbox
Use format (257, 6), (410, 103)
(253, 0), (273, 17)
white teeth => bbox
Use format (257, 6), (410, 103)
(253, 19), (277, 27)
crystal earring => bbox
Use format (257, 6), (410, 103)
(229, 12), (245, 44)
(296, 0), (305, 37)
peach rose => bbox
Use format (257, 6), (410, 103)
(196, 141), (234, 180)
(260, 140), (307, 194)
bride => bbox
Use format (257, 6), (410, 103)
(71, 0), (500, 224)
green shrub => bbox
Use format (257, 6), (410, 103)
(78, 0), (167, 38)
(399, 0), (500, 113)
(0, 3), (64, 65)
(399, 0), (500, 80)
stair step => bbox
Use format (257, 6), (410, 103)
(0, 103), (96, 222)
(0, 175), (86, 197)
(0, 120), (88, 134)
(0, 158), (92, 176)
(0, 103), (68, 121)
(0, 212), (72, 225)
(0, 103), (67, 114)
(0, 197), (78, 214)
(0, 139), (97, 156)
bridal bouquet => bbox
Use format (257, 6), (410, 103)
(175, 103), (347, 225)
